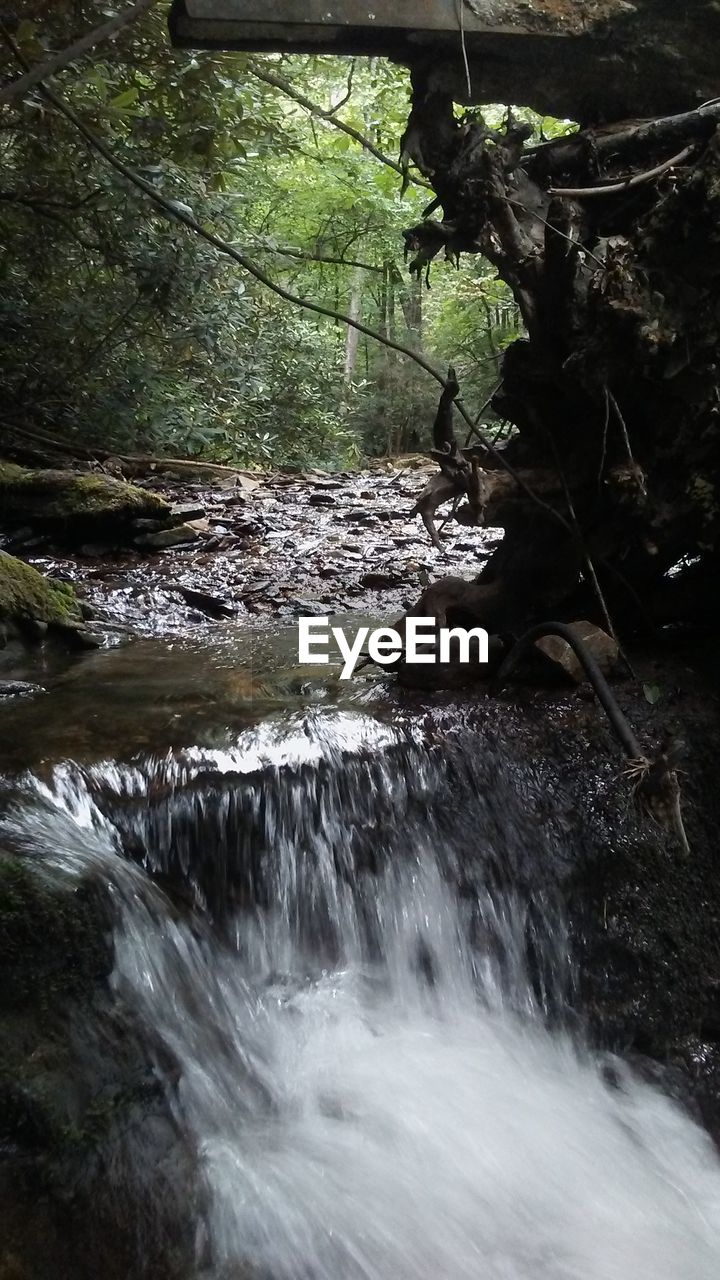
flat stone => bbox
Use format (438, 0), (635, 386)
(286, 598), (329, 617)
(169, 503), (207, 524)
(134, 524), (200, 550)
(79, 543), (117, 557)
(176, 586), (235, 619)
(131, 518), (166, 533)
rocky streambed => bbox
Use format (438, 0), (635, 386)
(0, 459), (494, 643)
(0, 460), (719, 1280)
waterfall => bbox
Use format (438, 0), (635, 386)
(4, 709), (720, 1279)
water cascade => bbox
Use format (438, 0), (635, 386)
(4, 710), (720, 1279)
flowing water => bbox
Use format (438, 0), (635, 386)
(5, 696), (717, 1274)
(3, 634), (720, 1279)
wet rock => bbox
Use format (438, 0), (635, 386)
(131, 519), (167, 533)
(21, 617), (49, 641)
(285, 598), (328, 617)
(134, 525), (200, 551)
(176, 587), (235, 620)
(0, 853), (195, 1280)
(54, 623), (102, 649)
(345, 510), (379, 524)
(0, 551), (83, 634)
(308, 493), (336, 506)
(0, 681), (45, 699)
(535, 621), (619, 684)
(168, 503), (206, 525)
(235, 519), (264, 537)
(79, 543), (118, 557)
(360, 571), (403, 590)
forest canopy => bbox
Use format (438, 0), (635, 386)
(0, 1), (543, 470)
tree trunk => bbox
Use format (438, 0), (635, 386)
(343, 266), (363, 383)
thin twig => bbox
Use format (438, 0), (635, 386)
(463, 382), (502, 448)
(506, 197), (606, 270)
(597, 384), (610, 490)
(549, 146), (694, 198)
(456, 0), (472, 100)
(547, 433), (636, 675)
(247, 61), (432, 191)
(240, 237), (383, 274)
(607, 388), (639, 472)
(326, 60), (355, 115)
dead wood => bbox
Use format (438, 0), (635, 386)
(402, 87), (720, 635)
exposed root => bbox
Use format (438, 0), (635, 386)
(497, 623), (690, 854)
(625, 744), (690, 856)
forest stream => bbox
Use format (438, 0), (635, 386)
(4, 2), (720, 1272)
(2, 469), (720, 1280)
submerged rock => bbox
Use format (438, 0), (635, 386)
(0, 681), (45, 698)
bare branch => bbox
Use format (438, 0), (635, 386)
(248, 240), (384, 274)
(549, 145), (694, 198)
(247, 61), (432, 191)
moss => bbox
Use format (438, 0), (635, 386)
(0, 462), (169, 531)
(0, 462), (27, 485)
(0, 854), (113, 1156)
(0, 552), (82, 627)
(0, 854), (112, 1011)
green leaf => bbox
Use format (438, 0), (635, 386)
(110, 87), (139, 110)
(643, 682), (663, 705)
(15, 19), (37, 45)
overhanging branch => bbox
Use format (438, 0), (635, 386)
(247, 61), (432, 192)
(0, 0), (157, 108)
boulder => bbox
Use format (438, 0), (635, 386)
(0, 462), (170, 543)
(0, 551), (82, 633)
(535, 621), (619, 684)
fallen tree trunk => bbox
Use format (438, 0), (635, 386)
(404, 92), (720, 634)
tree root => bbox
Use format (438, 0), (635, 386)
(496, 622), (690, 854)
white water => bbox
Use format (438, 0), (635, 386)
(6, 716), (720, 1280)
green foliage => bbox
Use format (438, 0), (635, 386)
(0, 6), (539, 467)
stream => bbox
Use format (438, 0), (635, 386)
(2, 470), (720, 1278)
(2, 619), (720, 1278)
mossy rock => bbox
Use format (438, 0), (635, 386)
(0, 552), (82, 631)
(0, 854), (112, 1011)
(0, 463), (169, 537)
